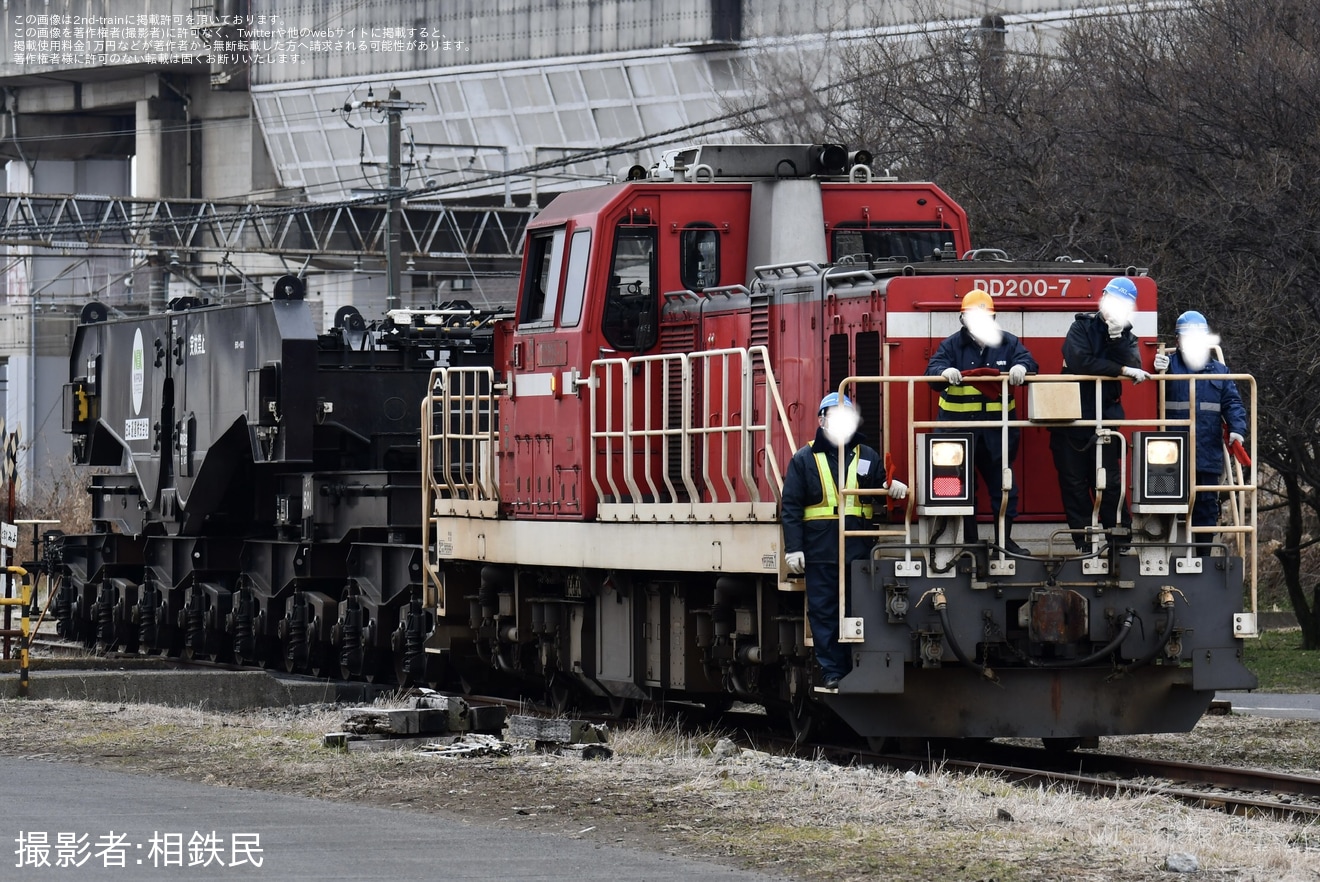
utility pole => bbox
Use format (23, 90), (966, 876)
(359, 87), (424, 312)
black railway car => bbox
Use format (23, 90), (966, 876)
(55, 283), (502, 681)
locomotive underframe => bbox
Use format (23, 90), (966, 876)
(821, 543), (1255, 737)
(426, 517), (798, 708)
(425, 511), (1255, 738)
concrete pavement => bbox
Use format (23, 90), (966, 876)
(3, 757), (786, 881)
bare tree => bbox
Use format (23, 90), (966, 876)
(726, 0), (1320, 645)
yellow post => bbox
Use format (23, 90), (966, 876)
(0, 566), (31, 696)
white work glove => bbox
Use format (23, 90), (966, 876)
(886, 479), (909, 501)
(940, 367), (962, 385)
(1153, 352), (1170, 372)
(1229, 432), (1245, 446)
(785, 551), (805, 575)
(1008, 364), (1027, 386)
(1121, 366), (1150, 384)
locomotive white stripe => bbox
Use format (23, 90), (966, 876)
(884, 310), (1158, 339)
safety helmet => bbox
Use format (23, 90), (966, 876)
(1101, 277), (1138, 303)
(960, 289), (994, 313)
(818, 392), (853, 414)
(1176, 310), (1209, 335)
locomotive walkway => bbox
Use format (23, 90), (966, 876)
(4, 756), (782, 881)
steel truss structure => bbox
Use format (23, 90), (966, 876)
(0, 192), (533, 263)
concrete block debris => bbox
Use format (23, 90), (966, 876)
(341, 705), (463, 736)
(507, 715), (613, 759)
(507, 715), (609, 745)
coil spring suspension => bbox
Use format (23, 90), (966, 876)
(402, 597), (425, 679)
(286, 594), (308, 667)
(137, 585), (158, 648)
(339, 596), (363, 674)
(53, 580), (75, 638)
(232, 590), (254, 661)
(185, 592), (205, 653)
(95, 583), (116, 647)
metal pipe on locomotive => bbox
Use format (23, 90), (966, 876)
(55, 143), (1257, 745)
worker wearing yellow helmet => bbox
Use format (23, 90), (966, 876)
(925, 289), (1038, 554)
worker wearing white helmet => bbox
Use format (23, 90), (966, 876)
(781, 393), (907, 690)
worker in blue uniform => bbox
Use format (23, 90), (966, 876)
(1153, 310), (1248, 549)
(1049, 276), (1150, 550)
(781, 393), (907, 690)
(925, 289), (1038, 554)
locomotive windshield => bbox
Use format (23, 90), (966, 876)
(832, 223), (953, 262)
(602, 226), (658, 351)
(520, 229), (565, 326)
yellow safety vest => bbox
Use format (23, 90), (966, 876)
(803, 449), (874, 520)
(938, 383), (1016, 414)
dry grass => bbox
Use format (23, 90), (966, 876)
(2, 698), (1318, 881)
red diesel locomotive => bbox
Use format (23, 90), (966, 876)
(421, 143), (1259, 742)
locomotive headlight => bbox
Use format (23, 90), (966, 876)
(917, 433), (975, 515)
(1131, 432), (1189, 514)
(930, 441), (965, 467)
(1146, 439), (1180, 465)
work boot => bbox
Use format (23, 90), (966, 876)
(999, 520), (1029, 555)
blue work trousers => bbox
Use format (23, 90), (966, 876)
(805, 560), (850, 680)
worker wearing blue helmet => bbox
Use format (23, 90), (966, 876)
(1153, 310), (1248, 548)
(1049, 276), (1150, 550)
(781, 393), (907, 690)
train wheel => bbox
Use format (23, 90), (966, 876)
(546, 672), (575, 714)
(787, 695), (817, 744)
(785, 664), (817, 744)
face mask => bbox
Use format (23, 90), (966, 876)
(962, 308), (1004, 348)
(1179, 330), (1219, 372)
(821, 405), (861, 449)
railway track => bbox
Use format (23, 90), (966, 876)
(16, 640), (1320, 822)
(789, 738), (1320, 823)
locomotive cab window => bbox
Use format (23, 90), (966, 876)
(602, 226), (658, 351)
(520, 228), (566, 326)
(832, 223), (951, 263)
(560, 228), (591, 328)
(680, 224), (719, 292)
